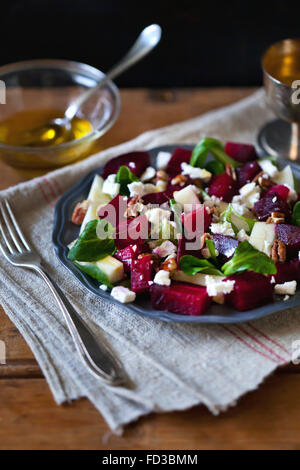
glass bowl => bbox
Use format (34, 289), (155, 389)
(0, 59), (121, 169)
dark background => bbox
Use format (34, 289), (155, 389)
(0, 0), (299, 87)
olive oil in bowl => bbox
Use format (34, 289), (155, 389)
(0, 109), (93, 148)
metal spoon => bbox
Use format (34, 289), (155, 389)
(23, 24), (162, 147)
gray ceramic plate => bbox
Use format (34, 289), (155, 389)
(52, 145), (300, 323)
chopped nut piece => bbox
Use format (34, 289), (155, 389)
(225, 163), (236, 180)
(71, 200), (89, 225)
(271, 239), (286, 262)
(253, 171), (275, 189)
(156, 170), (168, 181)
(124, 195), (143, 217)
(171, 174), (188, 186)
(213, 293), (225, 304)
(160, 256), (177, 272)
(266, 211), (285, 224)
(252, 170), (264, 183)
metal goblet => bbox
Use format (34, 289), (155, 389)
(258, 38), (300, 161)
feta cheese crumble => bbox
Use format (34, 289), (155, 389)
(210, 221), (235, 237)
(274, 281), (297, 296)
(99, 284), (108, 291)
(128, 182), (157, 197)
(145, 207), (171, 225)
(111, 286), (136, 303)
(140, 166), (156, 182)
(205, 275), (235, 297)
(154, 270), (171, 286)
(259, 159), (278, 178)
(232, 182), (261, 209)
(102, 174), (120, 198)
(157, 151), (172, 170)
(181, 162), (212, 181)
(153, 240), (177, 258)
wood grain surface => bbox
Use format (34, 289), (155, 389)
(1, 87), (299, 450)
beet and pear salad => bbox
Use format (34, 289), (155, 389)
(67, 137), (300, 316)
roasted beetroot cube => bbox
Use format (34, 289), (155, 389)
(181, 205), (211, 239)
(273, 258), (300, 283)
(166, 148), (192, 176)
(254, 193), (291, 221)
(212, 234), (239, 263)
(225, 272), (273, 311)
(115, 215), (149, 250)
(266, 185), (290, 202)
(224, 142), (257, 163)
(276, 224), (300, 258)
(114, 243), (147, 273)
(236, 161), (261, 187)
(101, 151), (150, 179)
(150, 282), (211, 316)
(177, 235), (203, 261)
(97, 194), (127, 227)
(208, 173), (238, 202)
(131, 255), (153, 293)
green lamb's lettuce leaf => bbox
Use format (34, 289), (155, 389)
(179, 255), (223, 276)
(205, 159), (225, 176)
(115, 165), (140, 196)
(68, 219), (116, 262)
(190, 137), (241, 170)
(205, 238), (217, 261)
(189, 139), (210, 168)
(74, 262), (114, 288)
(221, 241), (276, 276)
(292, 201), (300, 226)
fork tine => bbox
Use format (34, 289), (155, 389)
(4, 200), (30, 251)
(0, 202), (24, 253)
(0, 216), (15, 254)
(0, 238), (10, 261)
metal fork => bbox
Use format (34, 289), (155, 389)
(0, 200), (126, 385)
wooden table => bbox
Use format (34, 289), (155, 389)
(1, 87), (300, 450)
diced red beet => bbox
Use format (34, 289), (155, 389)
(97, 194), (127, 227)
(115, 214), (149, 250)
(276, 224), (300, 258)
(224, 142), (258, 163)
(176, 235), (203, 262)
(225, 272), (273, 311)
(101, 151), (150, 179)
(254, 193), (291, 221)
(273, 258), (300, 284)
(181, 205), (211, 239)
(236, 161), (261, 187)
(166, 148), (192, 176)
(266, 185), (290, 202)
(114, 243), (148, 273)
(150, 282), (211, 316)
(208, 173), (238, 202)
(131, 255), (154, 293)
(212, 234), (239, 263)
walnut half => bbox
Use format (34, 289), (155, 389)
(71, 200), (89, 225)
(271, 239), (286, 263)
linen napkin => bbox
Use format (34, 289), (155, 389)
(0, 89), (298, 434)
